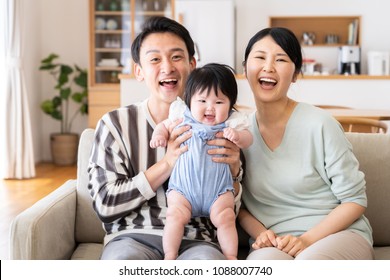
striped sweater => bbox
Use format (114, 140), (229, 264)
(88, 99), (240, 245)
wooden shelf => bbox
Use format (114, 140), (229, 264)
(269, 16), (361, 46)
(95, 11), (130, 16)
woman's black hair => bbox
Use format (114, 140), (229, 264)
(242, 27), (302, 75)
(184, 63), (237, 111)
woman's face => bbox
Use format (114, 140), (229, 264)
(244, 35), (297, 104)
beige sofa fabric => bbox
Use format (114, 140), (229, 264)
(9, 130), (390, 260)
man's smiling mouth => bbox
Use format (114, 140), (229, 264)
(159, 79), (178, 86)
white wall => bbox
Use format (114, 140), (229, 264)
(23, 1), (41, 163)
(25, 0), (89, 162)
(26, 0), (390, 161)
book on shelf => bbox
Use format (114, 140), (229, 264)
(347, 19), (359, 45)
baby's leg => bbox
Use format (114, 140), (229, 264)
(164, 190), (192, 260)
(210, 191), (237, 260)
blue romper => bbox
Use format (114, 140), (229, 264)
(168, 105), (235, 217)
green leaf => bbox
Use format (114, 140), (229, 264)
(57, 65), (73, 87)
(72, 92), (83, 103)
(52, 96), (62, 107)
(39, 64), (57, 71)
(60, 88), (71, 100)
(41, 53), (59, 64)
(74, 70), (87, 88)
(51, 110), (63, 120)
(40, 100), (55, 114)
(80, 104), (88, 115)
(39, 53), (89, 132)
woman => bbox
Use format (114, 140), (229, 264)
(238, 27), (374, 260)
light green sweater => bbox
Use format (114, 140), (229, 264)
(242, 103), (373, 245)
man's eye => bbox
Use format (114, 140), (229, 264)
(172, 55), (183, 61)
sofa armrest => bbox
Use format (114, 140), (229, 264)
(10, 180), (77, 260)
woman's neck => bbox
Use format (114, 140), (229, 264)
(255, 98), (298, 151)
(256, 98), (297, 128)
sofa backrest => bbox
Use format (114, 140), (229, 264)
(75, 128), (105, 243)
(345, 133), (390, 246)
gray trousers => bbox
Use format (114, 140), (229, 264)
(247, 230), (374, 260)
(101, 233), (225, 260)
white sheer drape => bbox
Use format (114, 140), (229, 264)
(0, 0), (35, 179)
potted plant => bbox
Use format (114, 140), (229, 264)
(39, 53), (88, 165)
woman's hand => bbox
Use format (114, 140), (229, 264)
(252, 229), (278, 249)
(275, 235), (308, 257)
(207, 131), (241, 177)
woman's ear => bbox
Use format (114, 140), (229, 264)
(292, 72), (299, 83)
(134, 63), (144, 81)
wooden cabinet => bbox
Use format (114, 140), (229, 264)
(88, 0), (175, 127)
(269, 16), (361, 47)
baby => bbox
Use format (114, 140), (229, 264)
(150, 63), (253, 260)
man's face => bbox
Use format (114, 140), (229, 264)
(134, 32), (196, 106)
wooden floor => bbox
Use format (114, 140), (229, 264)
(0, 162), (77, 260)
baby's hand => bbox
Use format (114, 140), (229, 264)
(223, 127), (239, 144)
(150, 136), (168, 148)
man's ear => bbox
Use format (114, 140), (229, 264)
(190, 57), (197, 70)
(134, 63), (144, 81)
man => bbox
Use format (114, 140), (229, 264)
(88, 16), (242, 260)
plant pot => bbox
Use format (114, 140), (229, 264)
(50, 133), (79, 166)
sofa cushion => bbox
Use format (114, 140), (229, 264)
(345, 133), (390, 247)
(75, 128), (105, 243)
(70, 243), (103, 260)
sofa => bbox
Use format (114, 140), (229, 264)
(9, 129), (390, 260)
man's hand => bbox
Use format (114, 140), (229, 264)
(207, 131), (240, 177)
(163, 119), (192, 169)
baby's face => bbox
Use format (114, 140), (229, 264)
(190, 89), (230, 125)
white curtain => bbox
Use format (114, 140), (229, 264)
(0, 0), (35, 179)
